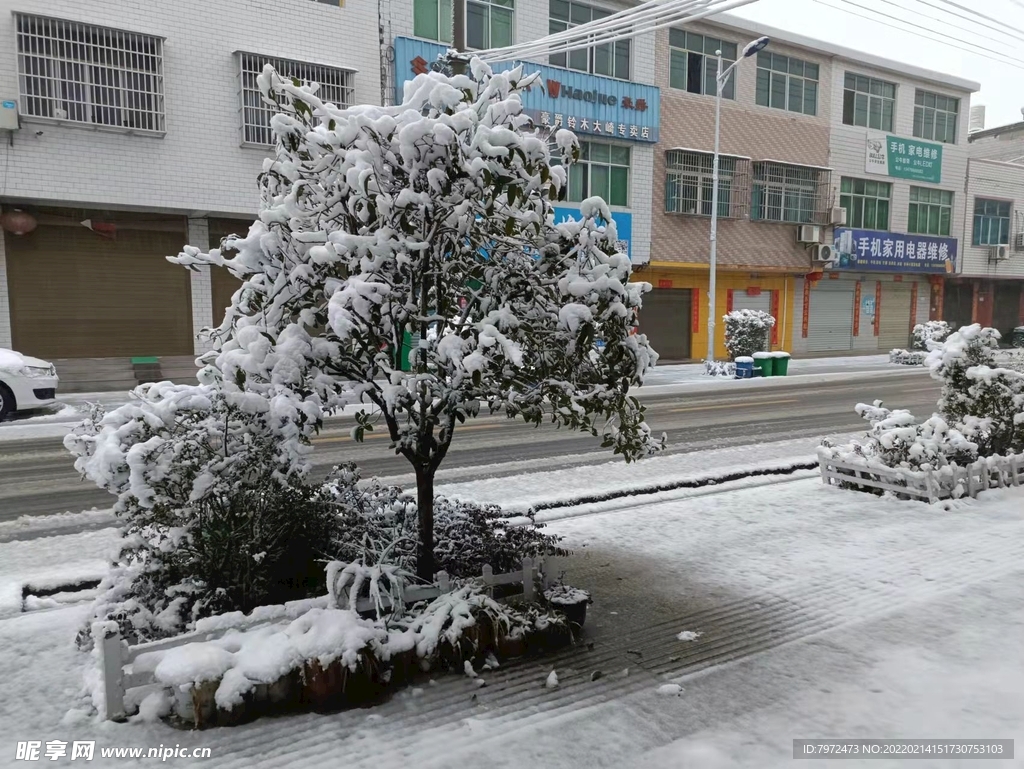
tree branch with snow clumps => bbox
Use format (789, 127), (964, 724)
(172, 58), (662, 580)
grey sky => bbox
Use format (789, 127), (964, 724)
(730, 0), (1024, 130)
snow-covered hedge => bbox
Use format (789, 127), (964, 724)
(703, 359), (736, 377)
(911, 320), (952, 351)
(724, 310), (776, 360)
(822, 325), (1024, 497)
(889, 349), (928, 366)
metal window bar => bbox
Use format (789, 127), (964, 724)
(752, 161), (831, 225)
(665, 150), (749, 218)
(239, 53), (355, 146)
(16, 14), (164, 132)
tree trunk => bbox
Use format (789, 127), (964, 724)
(414, 463), (436, 583)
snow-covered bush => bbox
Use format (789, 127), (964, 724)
(166, 57), (661, 581)
(703, 359), (736, 377)
(911, 320), (952, 351)
(723, 310), (776, 360)
(889, 349), (928, 366)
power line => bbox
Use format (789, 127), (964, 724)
(920, 0), (1024, 47)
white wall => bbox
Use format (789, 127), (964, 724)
(961, 158), (1024, 278)
(0, 230), (10, 348)
(0, 0), (382, 217)
(827, 57), (971, 243)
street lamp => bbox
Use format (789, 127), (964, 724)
(706, 35), (769, 365)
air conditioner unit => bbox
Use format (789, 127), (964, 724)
(797, 224), (821, 244)
(1014, 233), (1024, 252)
(813, 243), (837, 264)
(990, 244), (1010, 262)
(830, 207), (847, 226)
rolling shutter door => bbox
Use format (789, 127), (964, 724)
(639, 288), (692, 361)
(806, 283), (854, 353)
(732, 292), (772, 316)
(878, 283), (913, 351)
(6, 220), (193, 359)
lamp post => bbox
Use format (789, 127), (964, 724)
(706, 35), (769, 364)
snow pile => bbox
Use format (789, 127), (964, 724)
(543, 585), (590, 605)
(703, 359), (736, 378)
(888, 349), (927, 366)
(723, 310), (776, 360)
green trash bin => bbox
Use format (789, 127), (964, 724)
(752, 352), (774, 377)
(773, 352), (791, 376)
(398, 330), (418, 372)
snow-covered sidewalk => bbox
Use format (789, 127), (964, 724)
(1, 478), (1022, 768)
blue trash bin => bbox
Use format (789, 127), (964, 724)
(735, 356), (755, 379)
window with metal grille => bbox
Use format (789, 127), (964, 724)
(843, 73), (895, 131)
(549, 0), (630, 81)
(565, 142), (630, 207)
(665, 150), (750, 218)
(239, 53), (354, 146)
(668, 30), (737, 99)
(751, 162), (830, 224)
(415, 0), (453, 43)
(908, 186), (953, 236)
(914, 90), (958, 144)
(973, 198), (1011, 246)
(16, 13), (164, 132)
(467, 0), (514, 49)
(839, 177), (891, 230)
(755, 52), (818, 116)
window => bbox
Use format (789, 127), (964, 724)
(908, 187), (953, 236)
(839, 177), (891, 230)
(467, 0), (514, 49)
(567, 142), (630, 207)
(755, 52), (818, 116)
(751, 162), (830, 224)
(972, 198), (1011, 246)
(15, 14), (164, 132)
(414, 0), (453, 43)
(914, 90), (958, 144)
(842, 73), (895, 131)
(239, 54), (353, 146)
(665, 150), (750, 218)
(668, 30), (737, 99)
(549, 0), (630, 80)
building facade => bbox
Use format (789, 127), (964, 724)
(0, 0), (381, 369)
(643, 13), (977, 360)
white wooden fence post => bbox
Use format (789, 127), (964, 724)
(481, 564), (494, 590)
(92, 622), (125, 721)
(436, 571), (450, 594)
(1011, 456), (1021, 487)
(522, 557), (535, 602)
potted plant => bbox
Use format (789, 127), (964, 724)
(543, 581), (591, 628)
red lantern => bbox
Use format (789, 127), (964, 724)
(0, 209), (37, 236)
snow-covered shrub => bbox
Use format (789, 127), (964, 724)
(723, 310), (776, 360)
(851, 400), (979, 471)
(889, 349), (928, 366)
(911, 320), (952, 351)
(66, 384), (341, 645)
(169, 57), (661, 581)
(326, 464), (567, 581)
(703, 359), (736, 377)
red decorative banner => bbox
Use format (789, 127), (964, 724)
(692, 287), (699, 330)
(874, 282), (882, 337)
(726, 289), (734, 312)
(802, 280), (811, 338)
(894, 275), (903, 283)
(828, 272), (840, 280)
(746, 286), (762, 296)
(658, 279), (672, 289)
(770, 289), (780, 345)
(853, 281), (862, 337)
(910, 282), (919, 329)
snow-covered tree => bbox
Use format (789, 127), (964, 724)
(724, 309), (775, 360)
(172, 59), (661, 580)
(911, 320), (952, 351)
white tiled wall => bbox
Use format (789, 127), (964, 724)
(630, 145), (653, 263)
(961, 158), (1024, 278)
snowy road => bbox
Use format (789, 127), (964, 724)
(0, 369), (937, 525)
(1, 479), (1022, 768)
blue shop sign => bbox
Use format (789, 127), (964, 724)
(833, 228), (957, 274)
(554, 206), (632, 258)
(393, 37), (660, 143)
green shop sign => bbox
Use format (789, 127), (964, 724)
(865, 133), (943, 184)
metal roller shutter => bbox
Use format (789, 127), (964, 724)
(878, 283), (913, 351)
(807, 283), (855, 353)
(639, 288), (692, 361)
(6, 218), (193, 359)
(732, 291), (772, 316)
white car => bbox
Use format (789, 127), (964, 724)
(0, 348), (60, 420)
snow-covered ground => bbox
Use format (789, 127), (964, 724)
(1, 477), (1021, 768)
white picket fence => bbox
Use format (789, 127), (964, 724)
(93, 557), (553, 721)
(819, 452), (1024, 503)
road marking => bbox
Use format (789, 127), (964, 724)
(312, 422), (499, 445)
(669, 398), (800, 414)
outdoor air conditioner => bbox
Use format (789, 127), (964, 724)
(830, 206), (847, 226)
(813, 243), (837, 264)
(797, 224), (821, 244)
(1014, 233), (1024, 252)
(990, 244), (1010, 262)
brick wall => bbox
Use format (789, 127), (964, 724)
(650, 20), (831, 270)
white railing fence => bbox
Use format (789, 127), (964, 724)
(94, 557), (557, 721)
